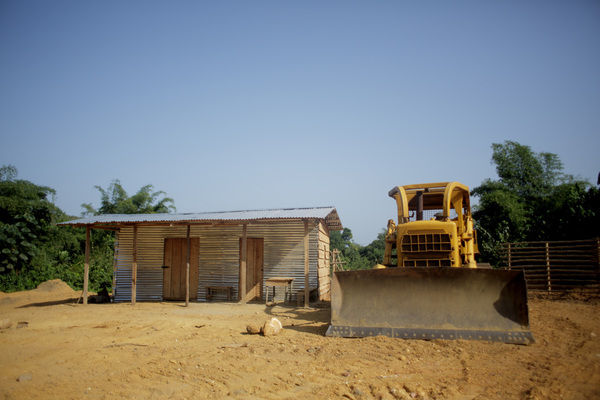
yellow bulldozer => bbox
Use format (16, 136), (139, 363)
(326, 182), (534, 344)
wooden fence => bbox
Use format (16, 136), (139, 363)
(499, 238), (600, 293)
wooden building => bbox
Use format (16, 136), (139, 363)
(59, 207), (342, 306)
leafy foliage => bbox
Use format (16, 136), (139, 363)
(472, 141), (599, 265)
(0, 165), (55, 275)
(0, 168), (175, 293)
(329, 227), (386, 270)
(82, 179), (175, 215)
(360, 230), (387, 266)
(76, 179), (177, 294)
(0, 166), (91, 291)
(1, 142), (597, 293)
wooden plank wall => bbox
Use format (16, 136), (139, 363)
(499, 238), (600, 293)
(317, 221), (331, 301)
(113, 222), (322, 302)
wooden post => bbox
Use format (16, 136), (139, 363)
(546, 241), (551, 293)
(304, 219), (309, 308)
(331, 249), (345, 272)
(112, 232), (118, 298)
(240, 224), (247, 304)
(83, 226), (90, 305)
(185, 225), (190, 307)
(596, 237), (600, 270)
(132, 225), (138, 305)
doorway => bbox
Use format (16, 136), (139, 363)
(239, 238), (264, 301)
(163, 238), (199, 300)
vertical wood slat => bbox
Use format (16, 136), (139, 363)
(112, 231), (118, 299)
(597, 237), (600, 270)
(255, 238), (264, 301)
(317, 221), (331, 301)
(172, 240), (180, 298)
(240, 223), (247, 304)
(132, 225), (138, 305)
(178, 240), (185, 298)
(83, 226), (90, 305)
(241, 238), (264, 301)
(546, 242), (551, 293)
(185, 239), (200, 300)
(186, 225), (190, 307)
(499, 238), (600, 293)
(163, 239), (172, 299)
(304, 219), (309, 308)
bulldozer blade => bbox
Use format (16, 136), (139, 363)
(326, 267), (534, 344)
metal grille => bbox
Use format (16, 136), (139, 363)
(400, 231), (452, 268)
(401, 233), (452, 252)
(403, 259), (452, 267)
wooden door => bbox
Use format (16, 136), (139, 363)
(239, 238), (264, 301)
(163, 238), (200, 301)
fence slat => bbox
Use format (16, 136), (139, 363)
(499, 238), (600, 294)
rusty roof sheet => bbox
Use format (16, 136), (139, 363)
(59, 207), (343, 231)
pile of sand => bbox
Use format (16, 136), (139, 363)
(0, 279), (78, 307)
(32, 279), (77, 296)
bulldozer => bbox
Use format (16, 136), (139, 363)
(326, 182), (534, 344)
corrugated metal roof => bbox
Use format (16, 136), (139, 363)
(59, 206), (343, 231)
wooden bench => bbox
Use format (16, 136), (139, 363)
(206, 286), (233, 301)
(297, 287), (318, 307)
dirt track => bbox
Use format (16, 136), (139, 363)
(1, 280), (599, 399)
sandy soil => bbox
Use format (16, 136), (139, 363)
(0, 280), (599, 400)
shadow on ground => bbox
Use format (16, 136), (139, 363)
(264, 302), (331, 335)
(17, 297), (81, 308)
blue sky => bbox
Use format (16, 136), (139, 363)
(1, 1), (599, 244)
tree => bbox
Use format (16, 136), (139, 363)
(0, 171), (178, 293)
(0, 165), (88, 292)
(329, 228), (371, 270)
(472, 141), (597, 265)
(82, 179), (176, 216)
(78, 180), (177, 292)
(360, 229), (387, 266)
(489, 141), (566, 198)
(329, 227), (388, 270)
(0, 165), (56, 274)
(536, 180), (600, 241)
(329, 228), (353, 254)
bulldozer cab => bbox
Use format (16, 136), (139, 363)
(389, 182), (471, 223)
(384, 182), (478, 268)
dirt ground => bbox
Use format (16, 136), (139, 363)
(0, 280), (599, 400)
